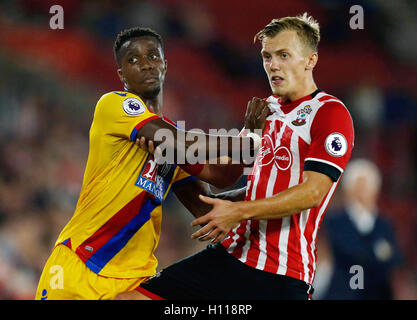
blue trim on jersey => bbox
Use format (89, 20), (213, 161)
(172, 176), (198, 189)
(113, 91), (127, 97)
(130, 127), (138, 142)
(84, 198), (158, 274)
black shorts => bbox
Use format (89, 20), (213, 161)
(138, 244), (313, 300)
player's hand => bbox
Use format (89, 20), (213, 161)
(190, 195), (241, 244)
(244, 97), (271, 133)
(135, 136), (155, 154)
(135, 136), (163, 163)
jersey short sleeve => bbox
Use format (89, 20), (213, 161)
(94, 91), (161, 141)
(171, 167), (197, 188)
(304, 101), (354, 182)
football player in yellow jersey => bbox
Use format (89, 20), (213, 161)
(35, 27), (267, 300)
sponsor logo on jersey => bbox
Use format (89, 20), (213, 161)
(291, 105), (312, 126)
(141, 157), (158, 182)
(135, 156), (172, 202)
(274, 146), (292, 170)
(122, 97), (146, 115)
(325, 132), (348, 157)
(256, 134), (292, 170)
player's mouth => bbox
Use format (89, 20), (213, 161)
(142, 74), (160, 84)
(143, 77), (159, 84)
(271, 75), (284, 85)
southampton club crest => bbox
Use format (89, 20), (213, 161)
(325, 132), (348, 157)
(292, 105), (312, 126)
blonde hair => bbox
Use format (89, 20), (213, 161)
(254, 13), (320, 52)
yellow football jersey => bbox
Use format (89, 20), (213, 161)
(55, 91), (194, 278)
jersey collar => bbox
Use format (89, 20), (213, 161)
(272, 88), (322, 114)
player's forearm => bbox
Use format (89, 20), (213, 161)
(234, 171), (333, 221)
(212, 186), (246, 202)
(198, 163), (244, 189)
(173, 180), (215, 218)
(138, 118), (255, 164)
(237, 182), (324, 221)
(180, 130), (254, 164)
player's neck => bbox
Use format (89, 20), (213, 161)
(128, 90), (163, 116)
(143, 97), (163, 116)
(279, 77), (317, 104)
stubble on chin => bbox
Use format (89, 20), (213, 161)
(142, 85), (161, 99)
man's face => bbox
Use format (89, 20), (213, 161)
(118, 36), (167, 99)
(349, 175), (379, 210)
(261, 30), (313, 99)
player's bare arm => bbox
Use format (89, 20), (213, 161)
(137, 138), (247, 218)
(134, 121), (245, 188)
(190, 170), (333, 243)
(135, 97), (270, 189)
(172, 179), (246, 219)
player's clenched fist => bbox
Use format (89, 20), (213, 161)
(244, 97), (271, 132)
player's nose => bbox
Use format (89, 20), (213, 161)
(270, 58), (281, 71)
(139, 58), (153, 72)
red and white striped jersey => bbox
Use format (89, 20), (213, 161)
(221, 89), (354, 285)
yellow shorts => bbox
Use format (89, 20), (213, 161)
(35, 244), (145, 300)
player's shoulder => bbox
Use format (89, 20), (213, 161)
(315, 92), (348, 112)
(96, 91), (148, 116)
(97, 91), (144, 104)
(313, 91), (352, 121)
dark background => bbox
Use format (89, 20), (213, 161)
(0, 0), (415, 299)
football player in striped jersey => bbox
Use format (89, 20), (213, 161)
(122, 13), (354, 300)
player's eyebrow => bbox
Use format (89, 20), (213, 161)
(125, 46), (160, 56)
(125, 49), (136, 56)
(262, 48), (290, 55)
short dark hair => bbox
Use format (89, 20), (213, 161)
(113, 27), (163, 65)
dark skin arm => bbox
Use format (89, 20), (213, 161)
(137, 118), (248, 189)
(139, 139), (247, 218)
(172, 179), (247, 219)
(137, 118), (252, 163)
(136, 97), (270, 189)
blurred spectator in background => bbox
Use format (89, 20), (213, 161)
(314, 159), (402, 299)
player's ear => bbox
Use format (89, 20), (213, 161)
(305, 52), (318, 71)
(117, 68), (125, 84)
(163, 59), (168, 73)
(160, 59), (168, 82)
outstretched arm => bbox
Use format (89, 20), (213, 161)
(136, 118), (250, 188)
(138, 136), (245, 189)
(137, 117), (254, 163)
(190, 170), (333, 243)
(136, 97), (270, 189)
(172, 178), (247, 219)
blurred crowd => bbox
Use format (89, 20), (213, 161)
(0, 0), (416, 299)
